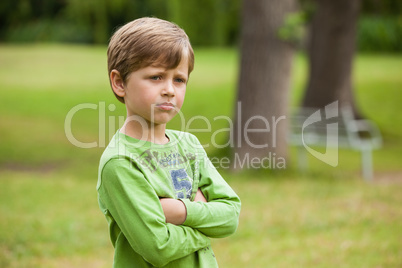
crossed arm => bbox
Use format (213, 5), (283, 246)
(159, 188), (207, 225)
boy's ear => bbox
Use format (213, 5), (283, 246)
(110, 70), (126, 98)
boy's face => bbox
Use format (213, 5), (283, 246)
(120, 56), (189, 126)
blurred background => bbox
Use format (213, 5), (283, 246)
(0, 0), (401, 267)
(0, 0), (401, 50)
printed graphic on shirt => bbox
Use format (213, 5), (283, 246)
(170, 169), (192, 199)
(199, 246), (216, 258)
(136, 149), (197, 172)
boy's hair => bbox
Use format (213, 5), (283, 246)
(107, 17), (194, 103)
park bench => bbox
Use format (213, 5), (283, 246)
(288, 104), (382, 181)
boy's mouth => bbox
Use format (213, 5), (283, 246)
(156, 102), (175, 111)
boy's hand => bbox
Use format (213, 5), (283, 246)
(159, 189), (207, 225)
(194, 188), (207, 203)
(159, 198), (187, 225)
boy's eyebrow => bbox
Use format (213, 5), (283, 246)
(176, 71), (188, 78)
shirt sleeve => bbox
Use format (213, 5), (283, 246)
(181, 143), (241, 238)
(98, 157), (210, 267)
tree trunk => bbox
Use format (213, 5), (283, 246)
(302, 0), (362, 117)
(232, 0), (296, 170)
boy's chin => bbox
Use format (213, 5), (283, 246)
(152, 116), (177, 126)
(153, 112), (180, 124)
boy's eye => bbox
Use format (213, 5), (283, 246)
(175, 78), (185, 83)
(150, 76), (162, 80)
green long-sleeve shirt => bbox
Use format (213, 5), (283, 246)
(97, 130), (241, 267)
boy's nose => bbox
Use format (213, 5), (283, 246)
(162, 81), (175, 97)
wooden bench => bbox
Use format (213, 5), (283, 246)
(288, 104), (382, 181)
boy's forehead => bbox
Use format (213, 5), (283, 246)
(150, 54), (189, 69)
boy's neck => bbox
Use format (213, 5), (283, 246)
(120, 119), (169, 145)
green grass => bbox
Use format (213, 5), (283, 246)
(1, 44), (402, 267)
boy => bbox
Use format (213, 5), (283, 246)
(97, 17), (241, 267)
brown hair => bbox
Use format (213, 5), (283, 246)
(107, 17), (194, 103)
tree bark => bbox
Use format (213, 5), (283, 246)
(232, 0), (296, 169)
(302, 0), (362, 117)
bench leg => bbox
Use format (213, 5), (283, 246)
(298, 146), (308, 172)
(361, 148), (373, 181)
